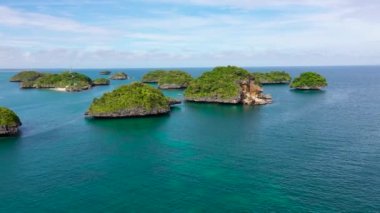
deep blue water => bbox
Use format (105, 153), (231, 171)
(0, 66), (379, 212)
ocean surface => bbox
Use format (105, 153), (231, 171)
(0, 66), (379, 212)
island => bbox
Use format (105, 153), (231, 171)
(9, 71), (44, 82)
(26, 72), (93, 92)
(109, 72), (128, 80)
(0, 107), (22, 136)
(141, 70), (167, 83)
(10, 71), (108, 92)
(290, 72), (328, 90)
(252, 71), (291, 84)
(142, 70), (192, 89)
(100, 70), (111, 75)
(184, 66), (272, 105)
(92, 78), (110, 86)
(85, 82), (180, 118)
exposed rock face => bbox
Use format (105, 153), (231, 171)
(240, 79), (272, 105)
(158, 84), (187, 89)
(0, 107), (22, 136)
(168, 99), (182, 105)
(85, 107), (170, 118)
(0, 125), (20, 136)
(293, 86), (323, 90)
(109, 72), (128, 80)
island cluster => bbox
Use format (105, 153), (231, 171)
(2, 66), (328, 137)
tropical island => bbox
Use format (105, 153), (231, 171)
(290, 72), (328, 90)
(0, 107), (22, 136)
(100, 70), (111, 75)
(252, 71), (291, 84)
(109, 72), (128, 80)
(85, 82), (180, 118)
(9, 70), (44, 82)
(10, 71), (113, 91)
(92, 78), (110, 86)
(141, 70), (193, 89)
(141, 70), (167, 83)
(184, 66), (272, 105)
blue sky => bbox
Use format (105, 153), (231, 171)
(0, 0), (379, 68)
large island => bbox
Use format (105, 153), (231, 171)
(184, 66), (272, 105)
(85, 82), (180, 118)
(0, 107), (22, 136)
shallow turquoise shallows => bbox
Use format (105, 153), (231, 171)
(0, 66), (379, 212)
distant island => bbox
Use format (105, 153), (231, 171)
(184, 66), (272, 105)
(252, 71), (291, 84)
(142, 70), (193, 89)
(85, 82), (180, 118)
(100, 70), (111, 75)
(0, 107), (22, 136)
(10, 71), (110, 91)
(92, 78), (110, 86)
(290, 72), (328, 90)
(109, 72), (128, 80)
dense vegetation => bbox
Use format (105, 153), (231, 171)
(141, 70), (167, 83)
(158, 71), (192, 88)
(184, 66), (252, 100)
(34, 72), (93, 90)
(10, 71), (44, 82)
(290, 72), (328, 89)
(0, 107), (21, 126)
(87, 82), (170, 115)
(92, 78), (110, 86)
(252, 71), (291, 84)
(110, 72), (128, 80)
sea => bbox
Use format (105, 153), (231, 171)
(0, 66), (379, 212)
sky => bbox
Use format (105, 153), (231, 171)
(0, 0), (379, 68)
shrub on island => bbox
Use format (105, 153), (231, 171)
(92, 78), (110, 86)
(85, 82), (180, 118)
(290, 72), (327, 90)
(10, 71), (44, 82)
(184, 66), (272, 105)
(0, 107), (22, 136)
(109, 72), (128, 80)
(252, 71), (291, 84)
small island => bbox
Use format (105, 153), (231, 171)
(290, 72), (328, 90)
(184, 66), (272, 105)
(9, 71), (44, 82)
(252, 71), (291, 84)
(100, 70), (111, 75)
(85, 82), (180, 118)
(92, 78), (110, 86)
(142, 70), (192, 89)
(141, 70), (167, 83)
(0, 107), (22, 136)
(109, 72), (128, 80)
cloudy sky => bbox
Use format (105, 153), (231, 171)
(0, 0), (379, 68)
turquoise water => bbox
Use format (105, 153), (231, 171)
(0, 66), (379, 212)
